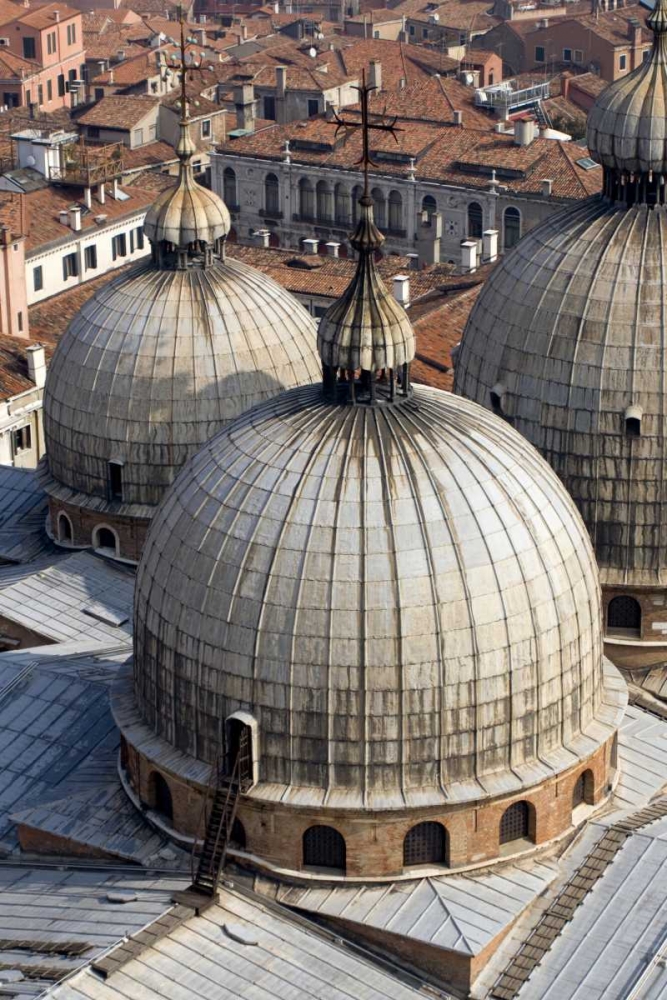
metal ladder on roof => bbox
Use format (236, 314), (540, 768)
(191, 726), (249, 896)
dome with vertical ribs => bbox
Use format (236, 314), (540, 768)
(587, 0), (667, 177)
(133, 382), (622, 809)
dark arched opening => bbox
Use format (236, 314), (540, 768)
(225, 717), (253, 789)
(58, 513), (72, 543)
(264, 172), (280, 216)
(230, 817), (246, 849)
(149, 771), (173, 822)
(467, 201), (483, 238)
(499, 801), (533, 845)
(572, 768), (594, 810)
(403, 821), (449, 867)
(607, 595), (641, 638)
(223, 167), (237, 208)
(303, 825), (346, 872)
(503, 206), (521, 249)
(95, 526), (117, 554)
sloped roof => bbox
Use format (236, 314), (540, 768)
(78, 95), (159, 130)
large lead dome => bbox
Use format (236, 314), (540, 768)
(43, 103), (319, 531)
(454, 0), (667, 590)
(132, 195), (621, 815)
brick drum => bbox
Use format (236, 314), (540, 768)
(121, 731), (616, 878)
(48, 496), (148, 564)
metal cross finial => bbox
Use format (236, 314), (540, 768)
(168, 3), (202, 122)
(331, 69), (401, 195)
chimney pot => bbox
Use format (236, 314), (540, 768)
(392, 274), (410, 306)
(461, 239), (477, 272)
(514, 118), (536, 147)
(482, 228), (498, 262)
(302, 238), (319, 255)
(368, 59), (382, 92)
(26, 344), (46, 388)
(325, 241), (340, 257)
(541, 178), (553, 196)
(254, 229), (270, 248)
(406, 252), (419, 271)
(453, 109), (463, 126)
(69, 205), (81, 231)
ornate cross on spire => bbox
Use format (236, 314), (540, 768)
(167, 4), (202, 123)
(331, 69), (401, 195)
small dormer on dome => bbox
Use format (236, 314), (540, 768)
(317, 192), (416, 405)
(587, 0), (667, 201)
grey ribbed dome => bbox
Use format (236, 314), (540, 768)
(454, 196), (667, 587)
(587, 0), (667, 177)
(318, 196), (415, 372)
(144, 170), (230, 248)
(44, 258), (321, 508)
(134, 382), (619, 810)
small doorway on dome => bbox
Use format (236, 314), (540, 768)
(225, 716), (254, 791)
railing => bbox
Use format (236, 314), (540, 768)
(50, 140), (124, 187)
(474, 81), (550, 111)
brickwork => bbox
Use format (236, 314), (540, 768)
(48, 496), (149, 564)
(122, 732), (614, 877)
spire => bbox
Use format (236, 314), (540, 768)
(143, 5), (230, 267)
(318, 76), (415, 404)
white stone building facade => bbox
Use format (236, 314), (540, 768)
(211, 149), (574, 263)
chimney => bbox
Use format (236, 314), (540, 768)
(453, 109), (463, 126)
(0, 226), (10, 246)
(84, 187), (92, 209)
(98, 182), (105, 204)
(494, 121), (505, 133)
(54, 8), (59, 19)
(461, 240), (477, 272)
(196, 27), (206, 44)
(406, 252), (419, 271)
(26, 344), (46, 388)
(482, 229), (498, 262)
(368, 60), (382, 92)
(112, 177), (120, 199)
(325, 241), (340, 257)
(416, 210), (441, 265)
(393, 274), (410, 307)
(541, 178), (553, 197)
(254, 229), (270, 247)
(276, 65), (287, 99)
(399, 77), (406, 89)
(302, 238), (319, 255)
(514, 118), (535, 147)
(69, 205), (81, 231)
(234, 83), (255, 132)
(59, 209), (69, 226)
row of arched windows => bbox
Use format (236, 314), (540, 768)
(300, 774), (593, 873)
(223, 166), (523, 248)
(56, 511), (119, 557)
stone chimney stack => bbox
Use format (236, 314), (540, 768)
(69, 205), (82, 231)
(514, 118), (536, 147)
(234, 83), (256, 132)
(26, 344), (46, 388)
(368, 60), (382, 92)
(416, 210), (442, 266)
(393, 274), (410, 307)
(461, 240), (478, 272)
(482, 229), (498, 262)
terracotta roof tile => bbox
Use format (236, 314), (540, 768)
(221, 116), (602, 200)
(16, 182), (156, 253)
(0, 333), (53, 396)
(17, 2), (79, 28)
(78, 95), (159, 130)
(27, 262), (134, 346)
(0, 0), (23, 28)
(412, 283), (484, 391)
(89, 47), (166, 86)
